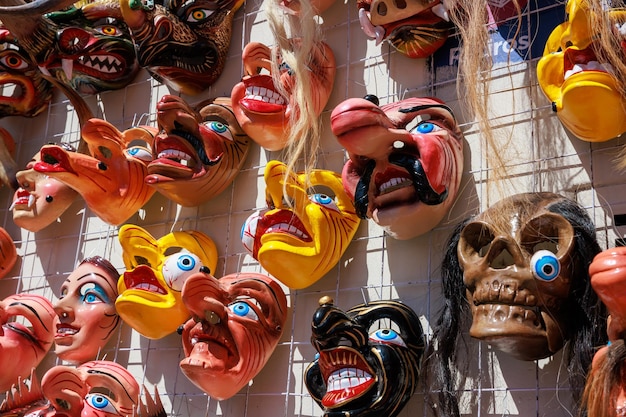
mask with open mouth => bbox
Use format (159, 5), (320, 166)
(231, 40), (336, 151)
(12, 147), (78, 233)
(116, 224), (218, 339)
(0, 24), (53, 118)
(53, 256), (120, 364)
(41, 360), (140, 417)
(357, 0), (453, 58)
(146, 94), (250, 207)
(119, 0), (244, 95)
(0, 293), (56, 392)
(240, 160), (360, 289)
(40, 1), (139, 95)
(332, 95), (463, 240)
(179, 270), (287, 400)
(305, 297), (424, 417)
(33, 119), (157, 226)
(537, 0), (626, 142)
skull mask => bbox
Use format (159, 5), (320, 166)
(305, 298), (424, 417)
(458, 192), (592, 361)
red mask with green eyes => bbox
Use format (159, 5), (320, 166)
(145, 94), (250, 207)
(41, 360), (140, 417)
(240, 160), (360, 289)
(0, 25), (53, 118)
(54, 256), (120, 364)
(179, 270), (287, 400)
(305, 298), (424, 417)
(116, 224), (218, 339)
(331, 95), (464, 240)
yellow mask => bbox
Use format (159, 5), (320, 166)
(116, 224), (218, 339)
(241, 161), (360, 289)
(537, 0), (626, 142)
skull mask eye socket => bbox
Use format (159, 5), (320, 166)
(519, 213), (575, 260)
(458, 221), (498, 265)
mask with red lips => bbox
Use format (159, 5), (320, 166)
(305, 297), (424, 417)
(231, 40), (336, 151)
(116, 224), (218, 339)
(145, 94), (250, 207)
(179, 270), (287, 400)
(332, 94), (464, 240)
(0, 293), (56, 392)
(240, 160), (360, 289)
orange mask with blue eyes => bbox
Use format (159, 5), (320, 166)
(537, 0), (626, 142)
(180, 270), (287, 400)
(116, 224), (218, 339)
(241, 160), (360, 289)
(145, 95), (250, 207)
(33, 119), (157, 226)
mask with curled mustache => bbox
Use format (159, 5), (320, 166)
(0, 24), (53, 118)
(179, 270), (287, 400)
(332, 95), (463, 240)
(33, 119), (157, 226)
(41, 360), (139, 417)
(119, 0), (245, 95)
(357, 0), (453, 58)
(305, 298), (424, 417)
(41, 1), (140, 95)
(146, 94), (250, 207)
(241, 160), (360, 289)
(0, 293), (56, 392)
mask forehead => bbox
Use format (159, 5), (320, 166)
(241, 160), (360, 289)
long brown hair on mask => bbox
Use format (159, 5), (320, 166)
(447, 0), (523, 197)
(580, 340), (626, 417)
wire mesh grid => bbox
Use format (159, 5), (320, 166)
(0, 0), (624, 415)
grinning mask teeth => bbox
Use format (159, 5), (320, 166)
(305, 298), (424, 417)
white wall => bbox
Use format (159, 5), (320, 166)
(1, 0), (624, 416)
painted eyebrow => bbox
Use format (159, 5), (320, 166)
(231, 278), (285, 315)
(86, 370), (134, 402)
(76, 272), (117, 293)
(398, 104), (456, 121)
(8, 301), (50, 332)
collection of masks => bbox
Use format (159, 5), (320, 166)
(0, 0), (625, 415)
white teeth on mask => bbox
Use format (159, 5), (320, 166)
(358, 8), (385, 45)
(432, 3), (450, 22)
(191, 337), (198, 346)
(616, 22), (626, 36)
(28, 194), (35, 208)
(564, 61), (613, 80)
(62, 59), (73, 80)
(38, 66), (51, 77)
(244, 86), (286, 105)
